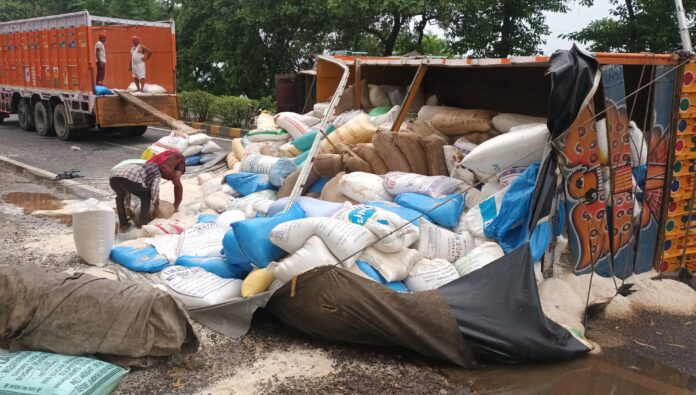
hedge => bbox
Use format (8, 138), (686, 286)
(179, 91), (276, 129)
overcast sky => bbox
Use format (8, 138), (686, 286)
(542, 0), (613, 54)
(422, 0), (614, 56)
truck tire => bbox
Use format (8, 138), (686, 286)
(34, 101), (55, 136)
(18, 99), (35, 132)
(53, 104), (82, 141)
(121, 125), (148, 137)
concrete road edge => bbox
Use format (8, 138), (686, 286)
(0, 154), (110, 198)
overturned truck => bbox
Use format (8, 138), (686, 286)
(165, 48), (694, 366)
(8, 48), (692, 369)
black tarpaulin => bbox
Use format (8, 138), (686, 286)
(268, 267), (476, 367)
(546, 45), (600, 139)
(530, 46), (600, 231)
(437, 244), (592, 364)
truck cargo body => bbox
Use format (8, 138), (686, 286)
(316, 53), (694, 276)
(0, 11), (178, 140)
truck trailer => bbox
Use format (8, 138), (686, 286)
(0, 11), (179, 140)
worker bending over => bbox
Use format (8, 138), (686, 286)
(147, 149), (186, 211)
(110, 162), (161, 231)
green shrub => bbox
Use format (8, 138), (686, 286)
(210, 96), (260, 129)
(257, 96), (277, 113)
(178, 90), (215, 122)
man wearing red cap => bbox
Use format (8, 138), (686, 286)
(95, 33), (107, 85)
(129, 35), (151, 92)
(147, 149), (186, 211)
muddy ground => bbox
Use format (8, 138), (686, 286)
(1, 165), (695, 394)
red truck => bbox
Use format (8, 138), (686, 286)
(0, 11), (179, 140)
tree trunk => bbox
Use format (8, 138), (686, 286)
(497, 1), (515, 57)
(415, 15), (429, 50)
(624, 0), (638, 51)
(383, 13), (403, 56)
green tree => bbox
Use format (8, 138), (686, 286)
(0, 0), (44, 21)
(447, 0), (568, 57)
(329, 0), (452, 56)
(563, 0), (696, 53)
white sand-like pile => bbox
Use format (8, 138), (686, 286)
(199, 349), (334, 395)
(539, 266), (696, 334)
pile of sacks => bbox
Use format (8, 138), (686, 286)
(141, 132), (223, 166)
(107, 92), (577, 312)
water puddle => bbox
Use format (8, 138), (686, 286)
(441, 347), (696, 395)
(3, 192), (72, 225)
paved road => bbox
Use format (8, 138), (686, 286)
(0, 115), (229, 191)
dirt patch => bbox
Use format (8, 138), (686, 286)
(588, 310), (696, 377)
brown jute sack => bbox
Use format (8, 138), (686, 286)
(372, 129), (411, 172)
(338, 144), (373, 174)
(353, 143), (389, 175)
(314, 153), (344, 178)
(320, 172), (357, 204)
(429, 108), (496, 135)
(320, 113), (377, 154)
(333, 79), (371, 115)
(405, 119), (446, 139)
(420, 135), (449, 176)
(278, 166), (321, 198)
(394, 132), (428, 175)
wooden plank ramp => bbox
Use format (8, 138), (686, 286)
(113, 90), (200, 135)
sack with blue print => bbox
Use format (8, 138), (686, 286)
(232, 203), (306, 268)
(185, 154), (202, 166)
(176, 255), (249, 279)
(225, 172), (276, 196)
(222, 229), (254, 274)
(394, 193), (464, 228)
(197, 213), (218, 223)
(267, 196), (345, 218)
(482, 162), (560, 262)
(364, 200), (431, 226)
(269, 158), (298, 187)
(110, 245), (170, 272)
(354, 260), (409, 292)
(308, 177), (331, 194)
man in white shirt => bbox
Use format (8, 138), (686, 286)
(129, 36), (152, 92)
(95, 33), (106, 85)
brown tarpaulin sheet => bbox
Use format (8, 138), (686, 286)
(268, 266), (475, 367)
(0, 265), (199, 367)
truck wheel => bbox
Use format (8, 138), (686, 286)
(53, 104), (82, 141)
(18, 99), (35, 132)
(34, 101), (55, 136)
(121, 125), (148, 137)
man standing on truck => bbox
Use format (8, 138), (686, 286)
(147, 149), (186, 212)
(95, 33), (107, 85)
(130, 36), (151, 92)
(110, 162), (161, 231)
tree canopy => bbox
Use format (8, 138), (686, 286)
(1, 0), (694, 98)
(564, 0), (696, 53)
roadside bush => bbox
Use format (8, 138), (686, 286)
(210, 96), (259, 129)
(179, 90), (215, 122)
(257, 96), (277, 113)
